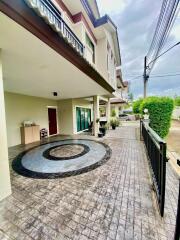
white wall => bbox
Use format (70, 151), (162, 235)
(57, 99), (74, 135)
(96, 37), (108, 80)
(0, 51), (11, 200)
(5, 92), (58, 147)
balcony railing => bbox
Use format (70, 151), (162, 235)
(25, 0), (84, 56)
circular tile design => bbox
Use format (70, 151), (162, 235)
(43, 143), (90, 160)
(12, 139), (112, 179)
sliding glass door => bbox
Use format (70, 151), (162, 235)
(76, 107), (91, 132)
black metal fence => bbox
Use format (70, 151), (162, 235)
(140, 120), (167, 217)
(174, 160), (180, 240)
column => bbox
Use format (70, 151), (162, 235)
(93, 95), (99, 136)
(115, 105), (119, 117)
(106, 98), (111, 124)
(0, 49), (11, 201)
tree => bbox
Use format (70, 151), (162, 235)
(128, 92), (134, 102)
(132, 98), (143, 114)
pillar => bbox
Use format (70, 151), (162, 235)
(0, 49), (11, 201)
(93, 95), (99, 136)
(115, 105), (119, 118)
(106, 98), (111, 124)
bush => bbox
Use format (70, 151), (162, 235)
(133, 98), (143, 114)
(111, 109), (116, 117)
(174, 96), (180, 106)
(140, 96), (174, 138)
(110, 118), (120, 128)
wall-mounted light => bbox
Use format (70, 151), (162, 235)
(53, 92), (58, 97)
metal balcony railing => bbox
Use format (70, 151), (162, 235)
(25, 0), (84, 56)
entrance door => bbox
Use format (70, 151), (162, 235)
(48, 108), (57, 135)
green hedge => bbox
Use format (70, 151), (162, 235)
(140, 96), (174, 138)
(175, 96), (180, 106)
(132, 98), (143, 114)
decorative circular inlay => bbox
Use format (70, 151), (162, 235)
(50, 144), (84, 158)
(43, 143), (90, 160)
(12, 139), (112, 179)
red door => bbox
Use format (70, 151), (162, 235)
(48, 108), (57, 135)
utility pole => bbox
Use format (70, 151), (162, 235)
(143, 56), (149, 98)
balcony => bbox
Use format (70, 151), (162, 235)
(25, 0), (84, 56)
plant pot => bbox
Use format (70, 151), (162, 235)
(98, 132), (103, 138)
(99, 127), (106, 136)
(112, 125), (116, 130)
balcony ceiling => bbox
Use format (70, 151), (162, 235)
(0, 13), (109, 100)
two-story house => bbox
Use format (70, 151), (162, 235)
(0, 0), (125, 200)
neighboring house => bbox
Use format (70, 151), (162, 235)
(100, 97), (128, 119)
(0, 0), (124, 200)
(110, 98), (128, 117)
(100, 71), (128, 118)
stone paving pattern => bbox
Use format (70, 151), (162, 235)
(49, 145), (84, 158)
(0, 125), (179, 240)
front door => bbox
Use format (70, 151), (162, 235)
(48, 108), (57, 135)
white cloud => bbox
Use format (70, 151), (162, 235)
(97, 0), (180, 98)
(96, 0), (127, 16)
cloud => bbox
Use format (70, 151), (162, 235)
(97, 0), (180, 98)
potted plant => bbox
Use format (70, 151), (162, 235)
(99, 123), (109, 136)
(110, 118), (119, 130)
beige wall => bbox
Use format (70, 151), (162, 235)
(0, 51), (11, 200)
(72, 98), (93, 133)
(73, 23), (84, 43)
(96, 37), (108, 80)
(5, 92), (58, 147)
(5, 93), (94, 146)
(57, 99), (74, 135)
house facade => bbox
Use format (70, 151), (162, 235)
(0, 0), (124, 200)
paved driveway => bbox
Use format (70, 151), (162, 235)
(166, 120), (180, 156)
(0, 125), (178, 240)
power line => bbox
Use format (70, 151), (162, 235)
(147, 41), (180, 66)
(149, 73), (180, 78)
(143, 0), (180, 97)
(148, 0), (180, 73)
(127, 73), (180, 82)
(147, 0), (179, 73)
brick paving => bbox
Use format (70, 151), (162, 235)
(0, 125), (179, 240)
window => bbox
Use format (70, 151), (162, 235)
(85, 33), (95, 63)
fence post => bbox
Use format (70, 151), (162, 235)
(174, 160), (180, 240)
(159, 142), (166, 217)
(140, 119), (143, 141)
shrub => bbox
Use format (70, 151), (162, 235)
(174, 96), (180, 106)
(111, 109), (116, 117)
(110, 118), (120, 128)
(132, 98), (143, 114)
(140, 96), (174, 138)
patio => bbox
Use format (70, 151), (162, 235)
(0, 123), (179, 240)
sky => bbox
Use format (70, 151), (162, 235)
(96, 0), (180, 99)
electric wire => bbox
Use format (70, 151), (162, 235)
(145, 0), (179, 76)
